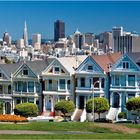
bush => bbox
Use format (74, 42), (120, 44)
(14, 103), (38, 117)
(86, 97), (109, 119)
(54, 100), (75, 118)
(118, 112), (126, 119)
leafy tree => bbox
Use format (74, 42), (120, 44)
(14, 103), (38, 117)
(126, 97), (140, 115)
(86, 97), (109, 119)
(54, 100), (75, 118)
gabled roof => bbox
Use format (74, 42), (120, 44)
(0, 58), (54, 78)
(127, 52), (140, 63)
(57, 55), (87, 74)
(91, 53), (122, 73)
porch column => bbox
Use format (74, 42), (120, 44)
(84, 96), (86, 108)
(135, 75), (137, 87)
(51, 96), (54, 112)
(27, 81), (28, 93)
(12, 99), (15, 111)
(10, 102), (12, 114)
(99, 77), (102, 89)
(76, 95), (78, 108)
(110, 93), (113, 107)
(119, 94), (122, 107)
(65, 79), (67, 90)
(126, 75), (128, 86)
(34, 82), (36, 93)
(3, 102), (5, 114)
(43, 96), (46, 112)
(34, 97), (36, 104)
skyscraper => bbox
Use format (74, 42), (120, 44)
(54, 20), (65, 41)
(3, 32), (11, 45)
(32, 34), (41, 50)
(23, 21), (28, 47)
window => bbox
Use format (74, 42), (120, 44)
(18, 81), (27, 92)
(81, 78), (85, 87)
(101, 78), (105, 88)
(93, 77), (99, 88)
(54, 67), (60, 74)
(88, 65), (93, 70)
(0, 73), (2, 78)
(122, 62), (129, 69)
(23, 69), (28, 75)
(28, 81), (34, 92)
(36, 82), (40, 93)
(114, 75), (119, 86)
(48, 79), (52, 90)
(59, 79), (65, 90)
(67, 80), (71, 90)
(0, 85), (2, 94)
(128, 75), (135, 86)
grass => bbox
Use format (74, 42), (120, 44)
(0, 122), (111, 133)
(0, 122), (139, 139)
(0, 133), (140, 139)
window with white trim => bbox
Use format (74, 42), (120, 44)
(122, 61), (129, 69)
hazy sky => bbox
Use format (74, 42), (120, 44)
(0, 1), (140, 40)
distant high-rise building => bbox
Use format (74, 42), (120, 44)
(99, 32), (113, 53)
(74, 29), (84, 49)
(3, 32), (11, 45)
(84, 33), (94, 46)
(17, 38), (24, 49)
(54, 20), (65, 41)
(32, 34), (41, 50)
(23, 21), (28, 47)
(112, 26), (140, 53)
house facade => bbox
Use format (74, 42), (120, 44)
(107, 54), (140, 120)
(42, 56), (86, 115)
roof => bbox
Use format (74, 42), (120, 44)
(91, 53), (122, 73)
(57, 55), (87, 74)
(0, 58), (54, 78)
(127, 52), (140, 63)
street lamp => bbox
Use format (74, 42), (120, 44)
(92, 80), (99, 122)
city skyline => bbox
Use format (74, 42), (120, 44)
(0, 1), (140, 40)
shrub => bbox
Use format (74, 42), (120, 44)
(118, 112), (126, 119)
(14, 103), (38, 117)
(86, 97), (109, 119)
(54, 100), (75, 118)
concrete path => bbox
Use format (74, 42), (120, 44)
(0, 130), (94, 135)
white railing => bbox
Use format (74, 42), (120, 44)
(71, 108), (78, 121)
(80, 109), (86, 122)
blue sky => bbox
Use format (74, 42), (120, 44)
(0, 1), (140, 40)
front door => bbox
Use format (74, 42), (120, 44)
(113, 92), (120, 108)
(79, 96), (84, 109)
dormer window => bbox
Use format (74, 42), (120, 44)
(0, 73), (2, 78)
(88, 65), (93, 70)
(54, 67), (60, 74)
(23, 69), (28, 75)
(122, 61), (129, 69)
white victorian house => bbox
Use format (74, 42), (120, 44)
(42, 56), (86, 115)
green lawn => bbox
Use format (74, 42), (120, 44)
(0, 133), (140, 139)
(0, 122), (139, 139)
(0, 122), (111, 133)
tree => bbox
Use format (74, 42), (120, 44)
(54, 100), (75, 118)
(86, 97), (109, 119)
(126, 97), (140, 115)
(14, 103), (38, 117)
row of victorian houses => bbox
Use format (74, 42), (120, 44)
(0, 52), (140, 121)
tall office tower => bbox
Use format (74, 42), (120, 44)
(23, 21), (28, 47)
(74, 29), (84, 49)
(99, 32), (113, 53)
(84, 33), (94, 46)
(112, 26), (140, 53)
(17, 38), (24, 48)
(54, 20), (65, 41)
(3, 32), (11, 45)
(32, 34), (41, 50)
